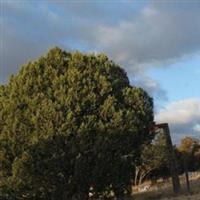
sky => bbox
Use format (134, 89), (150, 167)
(0, 0), (200, 143)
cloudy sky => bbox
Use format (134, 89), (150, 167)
(1, 0), (200, 143)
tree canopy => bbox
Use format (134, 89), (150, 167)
(0, 47), (154, 199)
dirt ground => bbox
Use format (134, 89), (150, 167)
(133, 174), (200, 200)
(161, 193), (200, 200)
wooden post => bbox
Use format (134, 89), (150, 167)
(153, 123), (181, 194)
(184, 155), (190, 193)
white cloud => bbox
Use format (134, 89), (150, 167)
(155, 98), (200, 142)
(155, 98), (200, 125)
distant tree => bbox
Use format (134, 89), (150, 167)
(178, 137), (200, 171)
(0, 47), (154, 199)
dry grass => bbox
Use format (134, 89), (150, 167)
(133, 173), (200, 200)
(92, 174), (200, 200)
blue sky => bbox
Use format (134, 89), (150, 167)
(148, 55), (200, 104)
(1, 0), (200, 143)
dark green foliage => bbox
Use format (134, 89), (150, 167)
(0, 47), (154, 199)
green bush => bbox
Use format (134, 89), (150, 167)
(0, 47), (154, 199)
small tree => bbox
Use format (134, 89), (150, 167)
(134, 132), (168, 185)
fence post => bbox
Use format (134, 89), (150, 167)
(183, 155), (190, 193)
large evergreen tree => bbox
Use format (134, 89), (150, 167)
(0, 47), (154, 199)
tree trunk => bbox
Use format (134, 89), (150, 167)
(135, 167), (140, 186)
(138, 171), (148, 185)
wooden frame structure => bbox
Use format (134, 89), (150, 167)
(151, 123), (181, 193)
